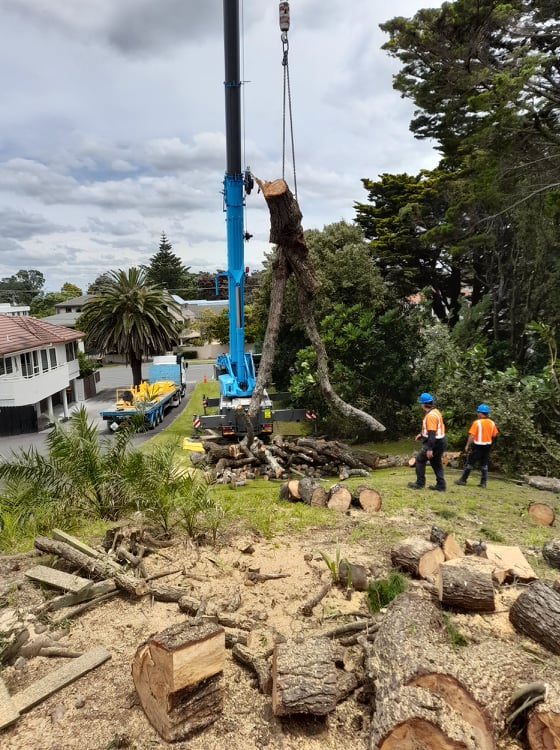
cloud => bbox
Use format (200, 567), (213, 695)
(0, 0), (439, 293)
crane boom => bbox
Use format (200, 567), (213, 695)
(218, 0), (256, 399)
(196, 0), (310, 439)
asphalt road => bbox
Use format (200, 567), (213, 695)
(0, 361), (215, 456)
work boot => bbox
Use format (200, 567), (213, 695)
(407, 482), (424, 490)
(479, 467), (488, 488)
(455, 467), (471, 486)
(429, 484), (446, 492)
(478, 482), (487, 488)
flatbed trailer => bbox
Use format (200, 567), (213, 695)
(101, 379), (182, 431)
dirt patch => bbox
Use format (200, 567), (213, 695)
(0, 508), (557, 750)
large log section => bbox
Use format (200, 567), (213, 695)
(509, 580), (560, 655)
(366, 592), (560, 749)
(249, 177), (385, 434)
(132, 621), (225, 742)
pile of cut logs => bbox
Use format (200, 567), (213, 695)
(188, 436), (463, 484)
(189, 435), (406, 484)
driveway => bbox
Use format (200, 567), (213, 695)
(0, 361), (215, 456)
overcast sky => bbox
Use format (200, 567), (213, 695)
(0, 0), (440, 295)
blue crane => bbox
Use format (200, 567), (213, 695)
(197, 0), (309, 439)
(216, 0), (256, 401)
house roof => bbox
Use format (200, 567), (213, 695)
(41, 312), (82, 329)
(54, 295), (93, 309)
(0, 316), (83, 357)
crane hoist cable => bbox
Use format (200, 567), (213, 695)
(279, 2), (298, 201)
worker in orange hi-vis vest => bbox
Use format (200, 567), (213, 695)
(455, 403), (499, 489)
(408, 392), (447, 492)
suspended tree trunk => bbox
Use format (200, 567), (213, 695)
(248, 177), (385, 434)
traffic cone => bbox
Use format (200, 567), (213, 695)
(203, 374), (207, 383)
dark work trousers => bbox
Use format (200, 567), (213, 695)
(464, 444), (492, 483)
(415, 437), (447, 488)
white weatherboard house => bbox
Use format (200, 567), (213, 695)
(0, 316), (84, 436)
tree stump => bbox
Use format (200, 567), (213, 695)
(390, 537), (445, 579)
(543, 539), (560, 570)
(353, 484), (382, 512)
(437, 558), (496, 612)
(271, 637), (353, 716)
(528, 502), (556, 526)
(298, 476), (328, 507)
(509, 580), (560, 655)
(132, 621), (225, 742)
(327, 483), (352, 512)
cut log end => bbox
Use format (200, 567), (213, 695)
(528, 502), (555, 527)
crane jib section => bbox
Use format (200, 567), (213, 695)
(221, 0), (255, 398)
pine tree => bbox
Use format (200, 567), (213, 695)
(145, 233), (196, 299)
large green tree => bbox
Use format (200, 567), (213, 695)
(0, 269), (45, 305)
(78, 267), (182, 386)
(370, 0), (560, 368)
(145, 233), (196, 299)
(30, 282), (84, 318)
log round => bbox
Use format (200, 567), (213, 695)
(390, 537), (445, 579)
(543, 538), (560, 570)
(528, 502), (556, 526)
(298, 476), (328, 507)
(353, 484), (382, 512)
(437, 560), (495, 612)
(327, 483), (352, 512)
(509, 580), (560, 655)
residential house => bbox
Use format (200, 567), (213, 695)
(0, 316), (84, 436)
(0, 303), (30, 317)
(41, 294), (93, 329)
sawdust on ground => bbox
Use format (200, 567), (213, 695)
(0, 503), (556, 750)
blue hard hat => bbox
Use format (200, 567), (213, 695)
(476, 403), (490, 414)
(418, 392), (434, 404)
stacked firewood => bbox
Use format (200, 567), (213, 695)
(189, 435), (392, 483)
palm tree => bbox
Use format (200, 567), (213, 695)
(78, 267), (182, 385)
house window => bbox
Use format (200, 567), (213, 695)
(20, 351), (40, 378)
(0, 356), (13, 375)
(50, 348), (57, 368)
(65, 341), (78, 361)
(41, 349), (49, 371)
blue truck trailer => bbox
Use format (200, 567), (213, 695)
(101, 355), (188, 431)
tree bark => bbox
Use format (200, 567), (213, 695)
(509, 580), (560, 655)
(543, 538), (560, 569)
(33, 536), (187, 602)
(271, 637), (355, 717)
(437, 558), (496, 612)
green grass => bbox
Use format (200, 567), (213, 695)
(3, 383), (559, 587)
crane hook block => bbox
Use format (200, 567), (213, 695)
(279, 2), (290, 33)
